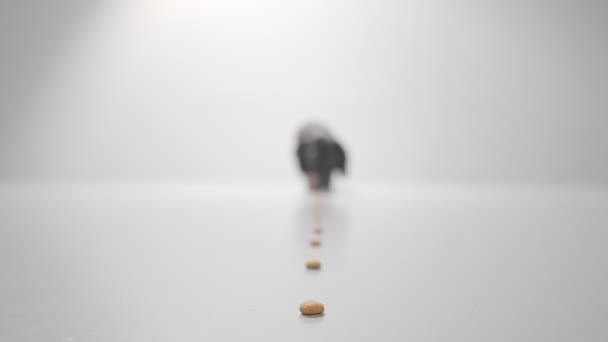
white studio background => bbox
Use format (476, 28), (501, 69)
(1, 0), (606, 184)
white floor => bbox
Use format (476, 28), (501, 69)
(1, 183), (607, 341)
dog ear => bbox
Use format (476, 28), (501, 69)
(296, 144), (308, 172)
(333, 142), (346, 174)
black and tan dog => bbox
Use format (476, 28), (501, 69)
(296, 124), (347, 190)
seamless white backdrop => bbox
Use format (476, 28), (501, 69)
(1, 4), (608, 341)
(1, 0), (606, 183)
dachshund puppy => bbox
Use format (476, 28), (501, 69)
(296, 124), (346, 190)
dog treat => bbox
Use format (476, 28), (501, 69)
(310, 238), (321, 246)
(300, 300), (325, 315)
(306, 260), (321, 269)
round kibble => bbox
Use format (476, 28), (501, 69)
(300, 300), (324, 315)
(310, 238), (321, 246)
(306, 259), (321, 269)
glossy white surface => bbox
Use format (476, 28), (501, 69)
(1, 183), (607, 341)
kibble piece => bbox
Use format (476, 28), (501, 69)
(313, 226), (322, 233)
(300, 300), (324, 315)
(306, 259), (321, 269)
(310, 238), (321, 246)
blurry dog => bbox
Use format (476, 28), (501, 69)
(296, 124), (346, 190)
